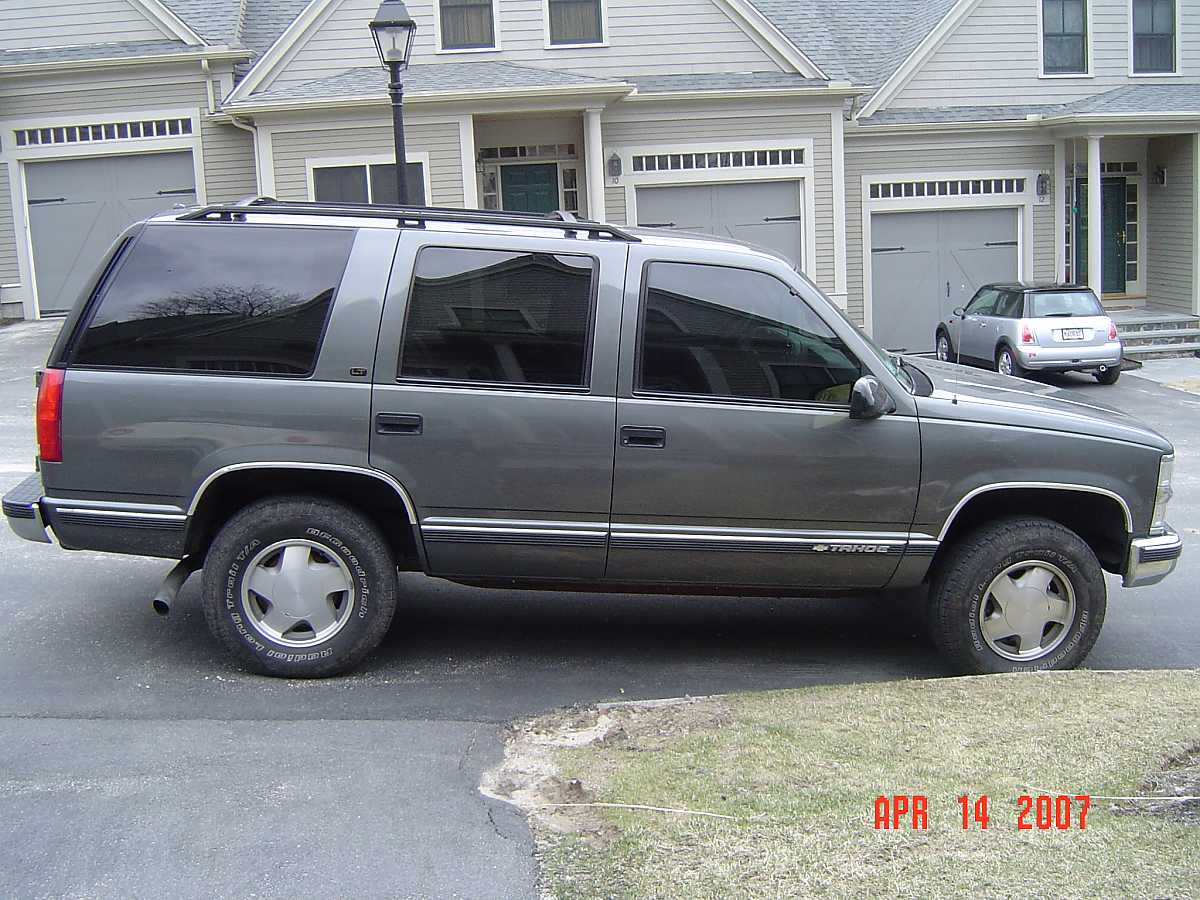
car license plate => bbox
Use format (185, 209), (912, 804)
(1061, 328), (1086, 341)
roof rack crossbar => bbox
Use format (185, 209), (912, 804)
(177, 199), (640, 242)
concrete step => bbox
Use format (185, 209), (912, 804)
(1123, 341), (1200, 362)
(1115, 314), (1200, 335)
(1121, 328), (1200, 347)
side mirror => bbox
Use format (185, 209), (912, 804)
(849, 375), (897, 421)
(953, 306), (966, 318)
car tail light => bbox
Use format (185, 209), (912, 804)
(1020, 322), (1037, 344)
(36, 368), (65, 463)
(1108, 319), (1119, 341)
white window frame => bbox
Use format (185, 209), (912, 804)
(434, 0), (502, 55)
(0, 106), (206, 320)
(860, 169), (1041, 339)
(612, 138), (817, 280)
(1128, 0), (1182, 77)
(542, 0), (609, 50)
(304, 152), (433, 205)
(1038, 0), (1094, 79)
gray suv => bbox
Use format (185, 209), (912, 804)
(2, 200), (1182, 678)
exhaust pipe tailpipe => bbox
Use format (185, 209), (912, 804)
(153, 557), (200, 616)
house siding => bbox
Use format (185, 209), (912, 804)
(0, 164), (17, 285)
(845, 130), (1056, 326)
(270, 114), (465, 206)
(1147, 134), (1196, 313)
(601, 99), (837, 294)
(0, 0), (171, 51)
(199, 120), (258, 202)
(891, 0), (1200, 109)
(264, 0), (782, 92)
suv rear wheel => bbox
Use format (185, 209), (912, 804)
(202, 495), (398, 677)
(929, 517), (1106, 674)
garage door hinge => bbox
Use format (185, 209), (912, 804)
(985, 240), (1018, 247)
(157, 188), (196, 196)
(871, 246), (905, 253)
(763, 215), (803, 222)
(28, 197), (66, 205)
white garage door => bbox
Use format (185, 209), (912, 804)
(26, 151), (196, 315)
(635, 181), (803, 266)
(870, 207), (1019, 353)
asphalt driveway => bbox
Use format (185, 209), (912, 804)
(1, 319), (1197, 898)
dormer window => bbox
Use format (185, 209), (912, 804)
(439, 0), (497, 51)
(1042, 0), (1088, 75)
(546, 0), (605, 47)
(1133, 0), (1177, 73)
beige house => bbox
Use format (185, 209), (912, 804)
(2, 0), (1198, 356)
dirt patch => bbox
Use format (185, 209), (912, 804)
(1165, 377), (1200, 395)
(1114, 743), (1200, 826)
(480, 697), (731, 848)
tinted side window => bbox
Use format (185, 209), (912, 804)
(997, 291), (1025, 318)
(966, 288), (1001, 316)
(399, 247), (596, 388)
(637, 262), (861, 405)
(71, 224), (354, 375)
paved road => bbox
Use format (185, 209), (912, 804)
(1, 319), (1197, 898)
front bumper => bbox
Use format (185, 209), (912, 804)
(1016, 341), (1123, 372)
(1123, 525), (1183, 588)
(2, 472), (51, 544)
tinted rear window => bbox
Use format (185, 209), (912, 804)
(71, 224), (355, 375)
(1029, 291), (1103, 318)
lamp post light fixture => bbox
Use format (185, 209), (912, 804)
(369, 0), (417, 205)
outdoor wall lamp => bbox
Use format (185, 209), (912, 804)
(370, 0), (417, 205)
(607, 152), (623, 183)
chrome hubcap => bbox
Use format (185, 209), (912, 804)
(979, 561), (1076, 661)
(241, 540), (354, 647)
(998, 352), (1013, 376)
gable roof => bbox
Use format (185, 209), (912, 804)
(748, 0), (961, 88)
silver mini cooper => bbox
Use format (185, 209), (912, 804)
(936, 283), (1124, 384)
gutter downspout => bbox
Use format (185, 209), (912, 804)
(227, 115), (265, 197)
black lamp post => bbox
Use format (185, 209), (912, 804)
(370, 0), (417, 205)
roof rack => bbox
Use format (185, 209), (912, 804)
(176, 198), (641, 242)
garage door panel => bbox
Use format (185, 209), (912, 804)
(27, 151), (195, 315)
(871, 207), (1018, 354)
(635, 181), (803, 267)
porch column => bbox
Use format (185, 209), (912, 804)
(584, 108), (606, 223)
(1087, 135), (1103, 295)
(458, 115), (478, 209)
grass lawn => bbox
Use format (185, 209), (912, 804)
(493, 671), (1200, 899)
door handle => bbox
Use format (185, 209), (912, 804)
(620, 426), (666, 449)
(376, 413), (423, 435)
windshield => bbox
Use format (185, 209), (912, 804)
(794, 267), (914, 394)
(1030, 291), (1103, 318)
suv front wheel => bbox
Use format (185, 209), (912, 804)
(929, 517), (1106, 674)
(202, 495), (399, 677)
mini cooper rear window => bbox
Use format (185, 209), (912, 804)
(399, 246), (597, 388)
(71, 224), (355, 375)
(1029, 291), (1103, 318)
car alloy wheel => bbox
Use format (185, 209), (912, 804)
(241, 539), (356, 647)
(997, 349), (1015, 376)
(937, 335), (951, 362)
(977, 560), (1076, 661)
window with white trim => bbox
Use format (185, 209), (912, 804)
(15, 117), (192, 147)
(1042, 0), (1088, 74)
(312, 161), (426, 205)
(547, 0), (603, 45)
(632, 148), (805, 173)
(1133, 0), (1176, 73)
(439, 0), (496, 50)
(868, 177), (1027, 200)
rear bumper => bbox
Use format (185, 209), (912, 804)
(1016, 342), (1123, 371)
(1123, 525), (1183, 588)
(2, 473), (52, 544)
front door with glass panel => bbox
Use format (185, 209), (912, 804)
(501, 164), (560, 214)
(607, 251), (922, 589)
(1075, 177), (1127, 293)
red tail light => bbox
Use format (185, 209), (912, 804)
(1108, 320), (1119, 341)
(36, 368), (65, 463)
(1020, 322), (1036, 344)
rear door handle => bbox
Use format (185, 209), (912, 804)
(620, 426), (666, 449)
(376, 413), (423, 435)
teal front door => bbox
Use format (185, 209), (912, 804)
(501, 164), (559, 213)
(1075, 177), (1128, 293)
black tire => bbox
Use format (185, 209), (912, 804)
(935, 331), (953, 362)
(202, 495), (398, 677)
(929, 517), (1106, 674)
(996, 345), (1026, 378)
(1095, 366), (1121, 385)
